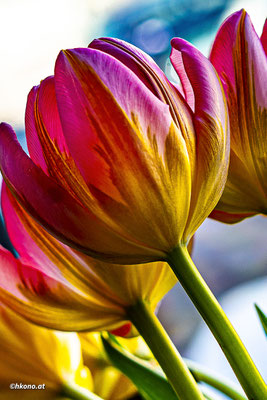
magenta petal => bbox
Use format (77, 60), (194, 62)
(54, 48), (172, 189)
(1, 182), (66, 283)
(261, 19), (267, 54)
(89, 37), (179, 101)
(25, 86), (48, 173)
(0, 123), (117, 257)
(170, 41), (195, 111)
(171, 38), (227, 132)
(242, 13), (267, 109)
(209, 10), (243, 92)
(0, 246), (117, 331)
(25, 76), (68, 174)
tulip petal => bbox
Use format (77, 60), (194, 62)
(1, 183), (127, 308)
(2, 184), (176, 319)
(211, 11), (267, 214)
(171, 38), (229, 240)
(25, 77), (70, 173)
(261, 19), (267, 55)
(55, 48), (173, 187)
(0, 246), (126, 331)
(89, 37), (192, 120)
(55, 48), (192, 250)
(0, 123), (167, 263)
(88, 39), (196, 180)
(209, 10), (243, 93)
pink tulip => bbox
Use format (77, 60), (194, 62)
(210, 10), (267, 223)
(0, 38), (229, 262)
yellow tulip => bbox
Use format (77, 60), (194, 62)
(0, 304), (91, 400)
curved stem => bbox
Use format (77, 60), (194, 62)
(61, 383), (104, 400)
(167, 245), (267, 400)
(127, 299), (205, 400)
(185, 358), (246, 400)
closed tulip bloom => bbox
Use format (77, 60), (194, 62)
(210, 10), (267, 223)
(0, 304), (91, 400)
(0, 36), (229, 263)
(0, 183), (176, 332)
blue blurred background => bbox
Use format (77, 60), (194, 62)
(0, 0), (266, 398)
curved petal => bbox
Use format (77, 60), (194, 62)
(209, 10), (243, 94)
(0, 246), (126, 332)
(261, 19), (267, 55)
(1, 183), (126, 307)
(55, 49), (192, 251)
(171, 38), (230, 241)
(55, 48), (173, 187)
(88, 39), (196, 181)
(2, 183), (176, 314)
(78, 255), (177, 310)
(210, 11), (267, 216)
(0, 123), (165, 263)
(89, 37), (177, 102)
(0, 303), (92, 392)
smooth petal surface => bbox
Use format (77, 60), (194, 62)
(261, 19), (267, 54)
(171, 38), (229, 240)
(210, 10), (267, 220)
(0, 303), (91, 397)
(0, 123), (167, 263)
(55, 48), (192, 251)
(88, 38), (197, 187)
(1, 185), (176, 331)
(0, 246), (126, 331)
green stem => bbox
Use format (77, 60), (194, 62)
(185, 358), (246, 400)
(167, 246), (267, 400)
(127, 299), (205, 400)
(61, 383), (104, 400)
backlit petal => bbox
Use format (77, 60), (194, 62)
(210, 11), (267, 218)
(171, 38), (229, 241)
(0, 247), (125, 331)
(0, 123), (165, 263)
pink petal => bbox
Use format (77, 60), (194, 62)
(25, 76), (68, 175)
(171, 38), (227, 131)
(0, 246), (124, 331)
(54, 48), (173, 193)
(209, 10), (243, 93)
(170, 38), (229, 238)
(0, 124), (164, 263)
(261, 19), (267, 55)
(89, 37), (182, 103)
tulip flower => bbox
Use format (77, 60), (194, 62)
(0, 303), (92, 400)
(0, 36), (229, 264)
(0, 183), (204, 400)
(209, 10), (267, 223)
(0, 182), (176, 333)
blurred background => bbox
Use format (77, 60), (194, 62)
(0, 0), (266, 399)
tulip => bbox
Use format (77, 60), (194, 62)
(0, 303), (92, 400)
(210, 10), (267, 223)
(0, 36), (229, 264)
(0, 182), (176, 333)
(0, 183), (204, 400)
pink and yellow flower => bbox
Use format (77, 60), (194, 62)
(0, 37), (229, 263)
(210, 10), (267, 223)
(0, 182), (176, 332)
